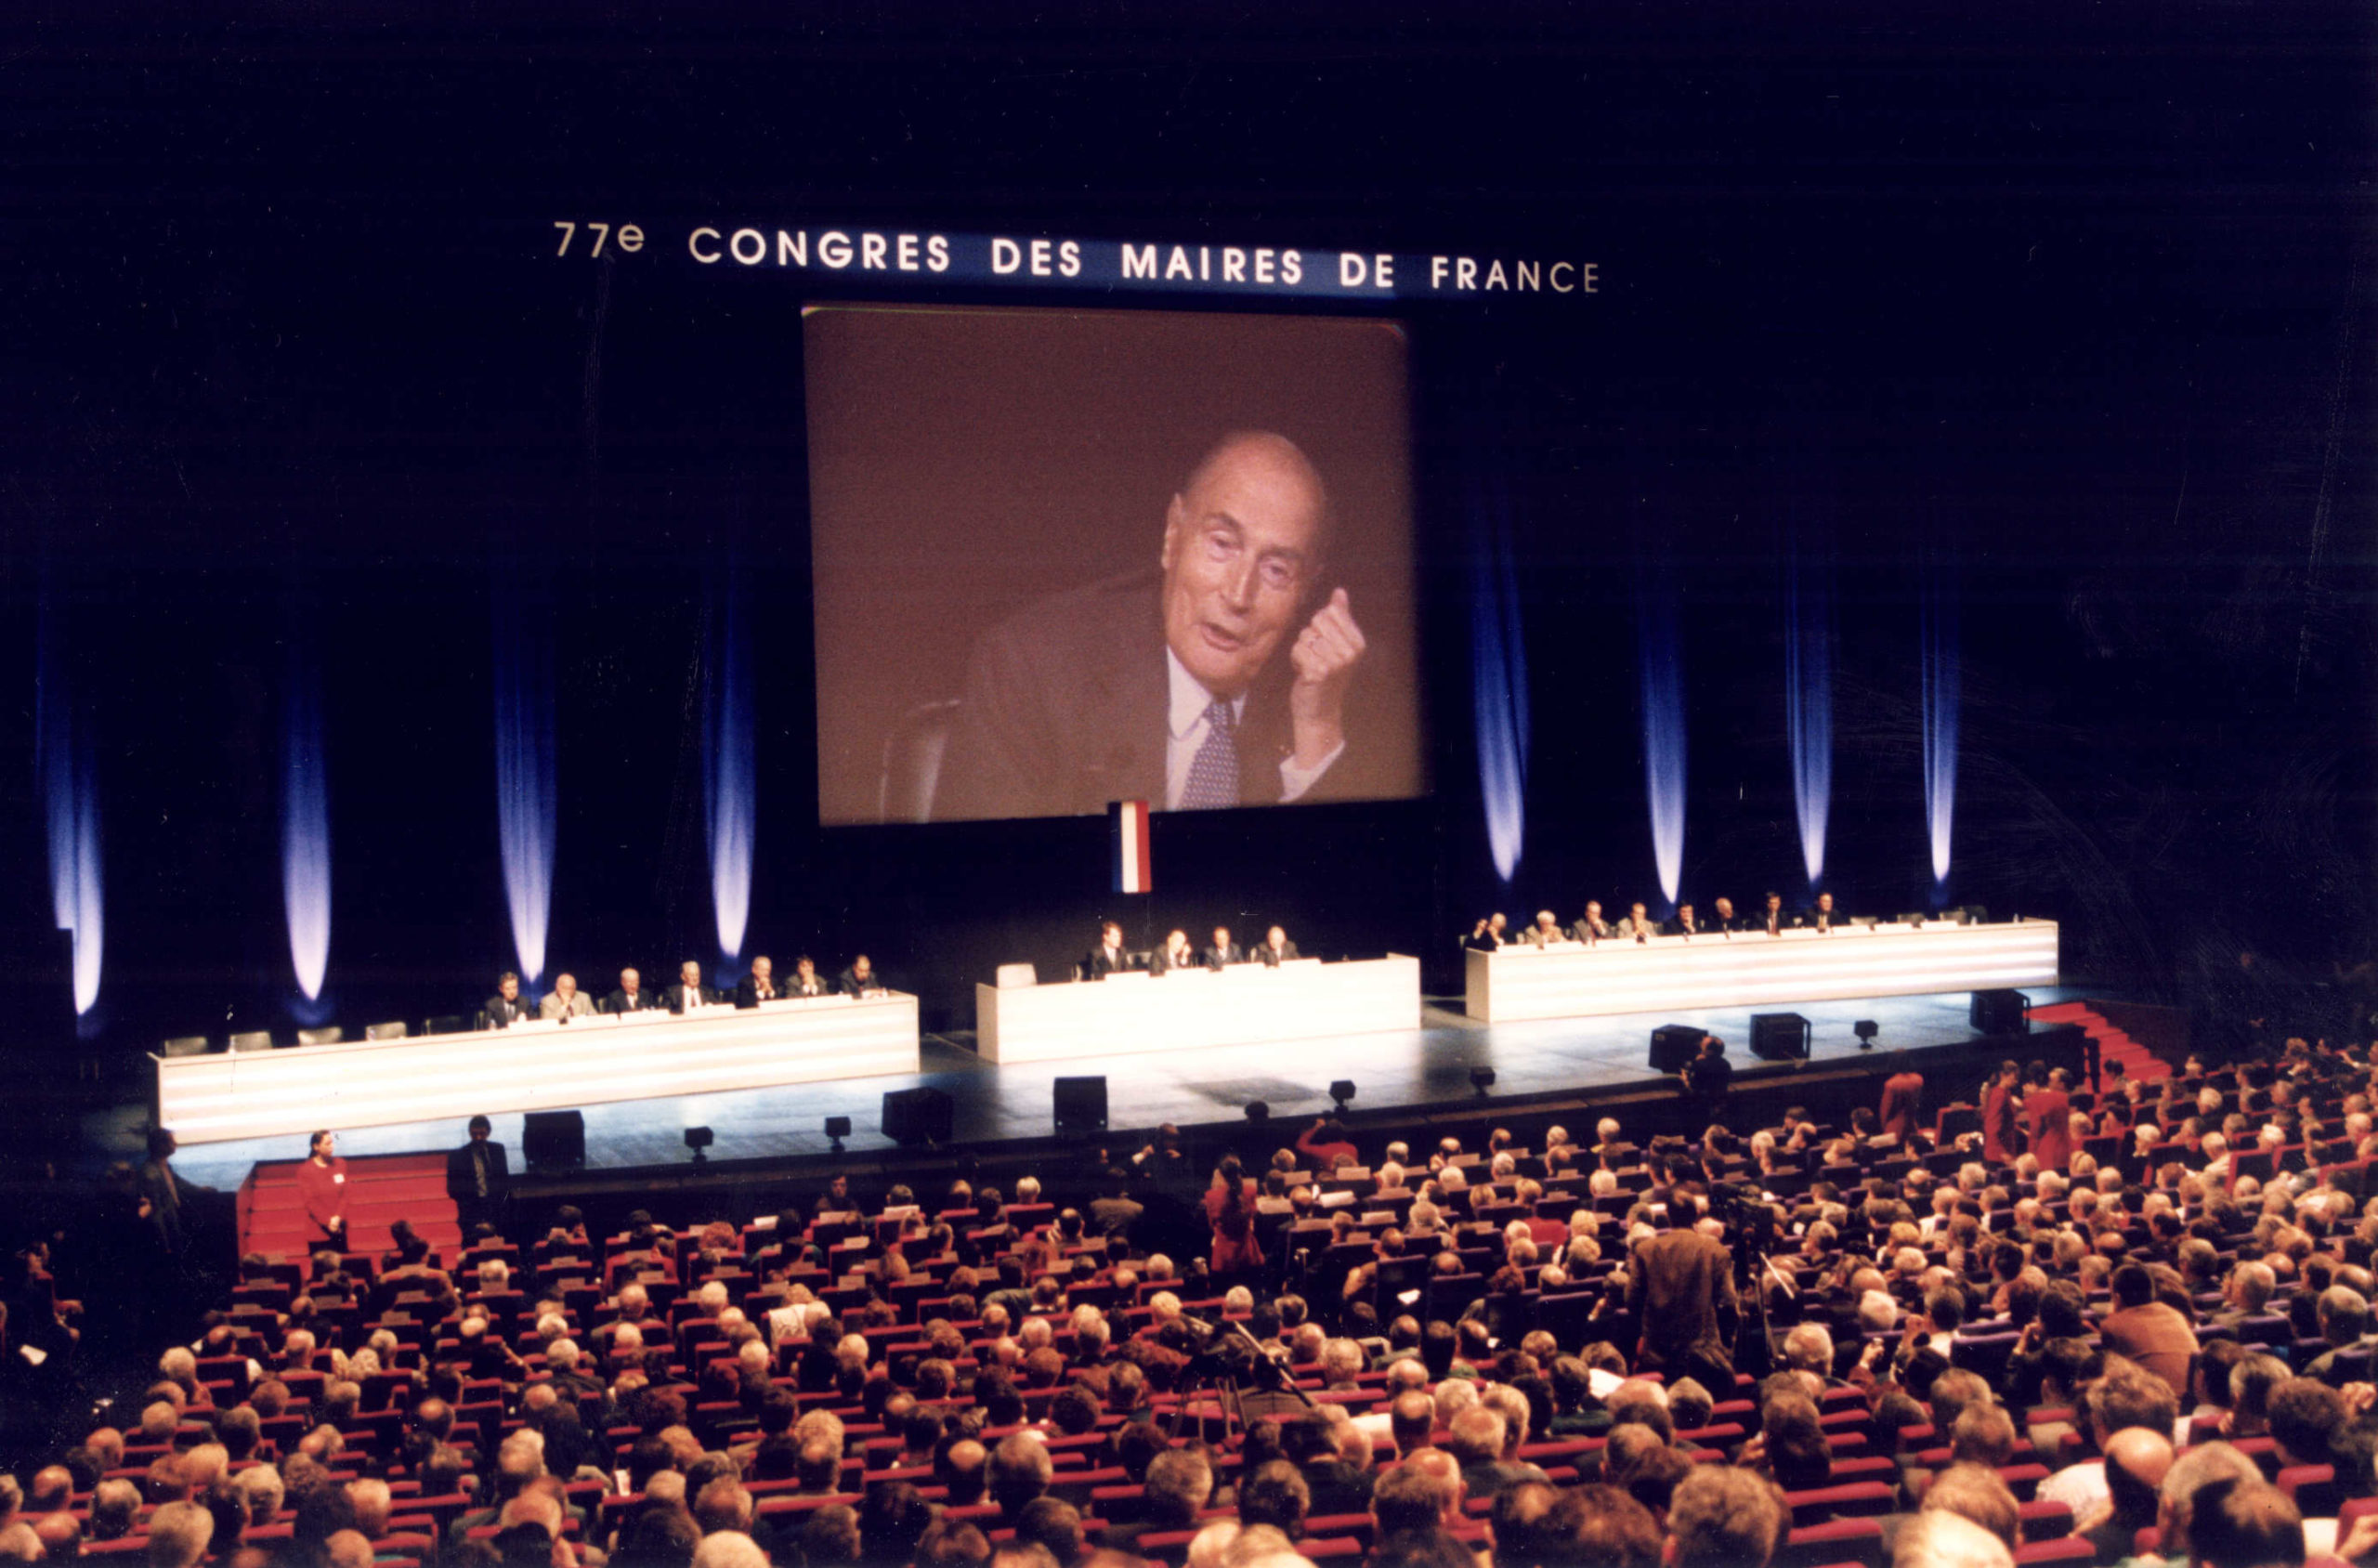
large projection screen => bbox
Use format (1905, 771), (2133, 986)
(805, 305), (1420, 827)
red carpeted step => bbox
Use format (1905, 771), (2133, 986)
(2025, 1003), (2169, 1082)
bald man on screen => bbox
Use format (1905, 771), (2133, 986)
(937, 432), (1377, 821)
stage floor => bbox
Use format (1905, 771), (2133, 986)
(128, 985), (2092, 1188)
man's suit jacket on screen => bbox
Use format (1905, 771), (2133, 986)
(936, 569), (1377, 822)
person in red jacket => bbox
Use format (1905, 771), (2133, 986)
(1296, 1117), (1358, 1172)
(294, 1130), (347, 1248)
(1878, 1070), (1926, 1142)
(2026, 1068), (2074, 1172)
(1981, 1060), (2022, 1164)
(1205, 1154), (1264, 1277)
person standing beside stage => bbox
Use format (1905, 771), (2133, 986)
(2027, 1067), (2074, 1171)
(295, 1130), (347, 1249)
(1681, 1035), (1733, 1105)
(539, 973), (594, 1022)
(1981, 1060), (2022, 1163)
(1879, 1068), (1925, 1142)
(1206, 1154), (1263, 1277)
(1625, 1188), (1739, 1391)
(445, 1116), (510, 1239)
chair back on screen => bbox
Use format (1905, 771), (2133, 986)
(878, 699), (960, 824)
(229, 1030), (274, 1053)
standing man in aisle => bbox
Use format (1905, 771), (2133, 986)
(445, 1116), (510, 1239)
(296, 1130), (347, 1249)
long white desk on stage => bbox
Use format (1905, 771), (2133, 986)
(152, 993), (922, 1144)
(1464, 919), (2059, 1023)
(976, 956), (1422, 1065)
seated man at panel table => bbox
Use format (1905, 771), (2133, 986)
(1088, 921), (1133, 979)
(787, 956), (830, 998)
(1466, 912), (1509, 950)
(1754, 892), (1794, 936)
(603, 967), (660, 1013)
(1803, 890), (1841, 934)
(1571, 901), (1612, 943)
(736, 956), (781, 1008)
(1150, 929), (1195, 973)
(483, 972), (535, 1029)
(1709, 895), (1740, 933)
(1523, 910), (1567, 947)
(1204, 926), (1245, 970)
(539, 973), (595, 1021)
(1256, 925), (1301, 966)
(1616, 902), (1659, 942)
(839, 955), (887, 997)
(665, 960), (721, 1013)
(1664, 903), (1706, 939)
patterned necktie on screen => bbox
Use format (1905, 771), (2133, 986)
(1180, 699), (1240, 809)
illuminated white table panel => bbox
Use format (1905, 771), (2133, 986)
(153, 994), (921, 1144)
(1463, 921), (2059, 1023)
(976, 956), (1422, 1065)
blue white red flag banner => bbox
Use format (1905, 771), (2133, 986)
(1111, 799), (1152, 895)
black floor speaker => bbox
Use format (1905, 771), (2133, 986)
(882, 1086), (955, 1146)
(1971, 989), (2031, 1036)
(1749, 1013), (1812, 1061)
(1053, 1076), (1108, 1137)
(521, 1109), (586, 1170)
(1650, 1025), (1703, 1073)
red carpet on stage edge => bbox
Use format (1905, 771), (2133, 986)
(236, 1153), (461, 1261)
(2026, 1001), (2171, 1083)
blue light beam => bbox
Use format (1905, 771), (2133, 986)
(36, 591), (103, 1025)
(1636, 567), (1688, 907)
(281, 608), (333, 1016)
(1922, 571), (1960, 891)
(703, 570), (756, 972)
(1784, 547), (1835, 893)
(491, 580), (557, 987)
(1469, 472), (1529, 883)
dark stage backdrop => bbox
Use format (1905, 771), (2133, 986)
(0, 8), (2370, 1052)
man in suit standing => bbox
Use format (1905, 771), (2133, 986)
(1625, 1189), (1738, 1391)
(539, 973), (595, 1022)
(736, 956), (782, 1008)
(603, 967), (658, 1013)
(483, 972), (534, 1028)
(938, 431), (1378, 822)
(2027, 1068), (2074, 1171)
(1256, 925), (1300, 966)
(664, 961), (717, 1014)
(839, 955), (885, 996)
(788, 956), (830, 998)
(446, 1116), (510, 1240)
(1088, 921), (1132, 979)
(1204, 926), (1244, 970)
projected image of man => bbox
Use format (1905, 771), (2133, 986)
(939, 431), (1371, 820)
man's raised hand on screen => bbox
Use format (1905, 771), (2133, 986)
(1287, 587), (1366, 770)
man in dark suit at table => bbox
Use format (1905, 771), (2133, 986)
(788, 956), (830, 998)
(1804, 890), (1842, 934)
(603, 967), (659, 1013)
(445, 1116), (510, 1239)
(937, 432), (1379, 822)
(1256, 925), (1301, 966)
(839, 955), (886, 996)
(1665, 903), (1705, 938)
(736, 956), (782, 1008)
(1204, 926), (1244, 970)
(483, 972), (534, 1029)
(1709, 895), (1741, 934)
(1754, 892), (1794, 937)
(664, 960), (719, 1014)
(1088, 921), (1133, 979)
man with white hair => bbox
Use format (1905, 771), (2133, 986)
(693, 1533), (771, 1568)
(145, 1501), (213, 1568)
(1784, 1322), (1836, 1382)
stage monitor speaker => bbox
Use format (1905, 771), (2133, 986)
(522, 1109), (586, 1170)
(882, 1086), (954, 1146)
(1749, 1013), (1812, 1061)
(1053, 1076), (1108, 1137)
(1971, 989), (2031, 1036)
(1650, 1025), (1703, 1073)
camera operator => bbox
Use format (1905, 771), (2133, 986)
(1625, 1186), (1739, 1391)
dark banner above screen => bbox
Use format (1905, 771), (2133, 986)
(805, 305), (1424, 828)
(564, 220), (1600, 301)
